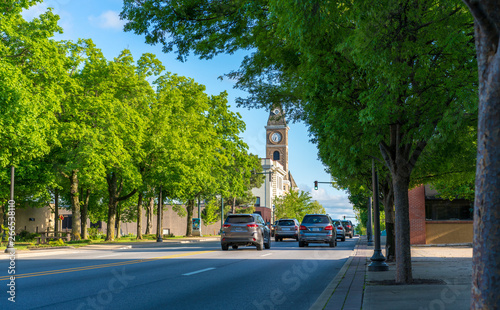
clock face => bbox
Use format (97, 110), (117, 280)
(271, 132), (282, 143)
(273, 108), (280, 115)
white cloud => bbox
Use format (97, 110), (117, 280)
(88, 10), (126, 30)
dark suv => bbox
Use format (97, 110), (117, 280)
(298, 214), (337, 247)
(221, 214), (271, 251)
(274, 218), (300, 241)
(341, 220), (354, 238)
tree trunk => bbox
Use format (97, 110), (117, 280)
(69, 170), (81, 240)
(145, 196), (154, 235)
(80, 188), (90, 240)
(137, 192), (143, 239)
(54, 189), (59, 237)
(462, 1), (500, 308)
(105, 172), (137, 241)
(116, 204), (121, 239)
(186, 199), (194, 236)
(379, 123), (427, 284)
(232, 197), (236, 214)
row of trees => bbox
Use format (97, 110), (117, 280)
(120, 2), (498, 306)
(274, 190), (325, 222)
(0, 1), (263, 241)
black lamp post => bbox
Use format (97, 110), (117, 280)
(156, 187), (163, 242)
(368, 159), (389, 271)
(367, 196), (373, 246)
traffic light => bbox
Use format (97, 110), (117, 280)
(343, 215), (346, 220)
(314, 181), (318, 190)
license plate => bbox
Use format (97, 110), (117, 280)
(313, 228), (321, 231)
(234, 228), (244, 232)
(282, 228), (290, 231)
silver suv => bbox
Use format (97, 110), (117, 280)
(274, 218), (300, 241)
(298, 214), (337, 247)
(331, 219), (346, 242)
(221, 214), (271, 251)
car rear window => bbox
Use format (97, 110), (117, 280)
(302, 216), (329, 224)
(226, 215), (254, 223)
(278, 220), (295, 226)
(342, 221), (351, 227)
(332, 220), (341, 226)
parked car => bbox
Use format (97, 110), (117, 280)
(221, 214), (271, 251)
(274, 218), (300, 241)
(341, 220), (354, 238)
(331, 219), (346, 242)
(298, 214), (337, 247)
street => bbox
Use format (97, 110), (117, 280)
(0, 238), (357, 310)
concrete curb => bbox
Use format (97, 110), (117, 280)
(309, 238), (361, 310)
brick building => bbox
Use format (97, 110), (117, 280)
(409, 185), (473, 244)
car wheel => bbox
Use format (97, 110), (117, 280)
(256, 237), (264, 251)
(295, 236), (299, 241)
(349, 234), (353, 238)
(329, 240), (335, 247)
(275, 237), (279, 242)
(221, 244), (229, 251)
(232, 245), (238, 250)
(304, 242), (308, 247)
(341, 236), (346, 242)
(299, 241), (305, 247)
(264, 238), (271, 249)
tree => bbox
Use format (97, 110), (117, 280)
(460, 1), (500, 308)
(274, 190), (325, 222)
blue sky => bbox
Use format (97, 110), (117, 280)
(23, 0), (357, 223)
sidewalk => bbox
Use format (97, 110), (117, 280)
(313, 236), (473, 310)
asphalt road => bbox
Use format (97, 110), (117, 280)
(0, 237), (358, 310)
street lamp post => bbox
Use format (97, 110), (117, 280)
(156, 187), (163, 242)
(367, 197), (373, 246)
(368, 159), (389, 271)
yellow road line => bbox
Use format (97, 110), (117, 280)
(0, 250), (214, 281)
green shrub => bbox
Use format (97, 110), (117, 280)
(49, 238), (65, 246)
(17, 230), (40, 242)
(88, 227), (105, 240)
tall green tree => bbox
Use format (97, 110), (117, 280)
(274, 190), (325, 222)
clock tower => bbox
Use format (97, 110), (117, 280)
(266, 107), (289, 173)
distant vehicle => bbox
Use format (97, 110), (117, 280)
(341, 220), (354, 238)
(331, 219), (346, 242)
(221, 214), (271, 251)
(270, 220), (278, 237)
(298, 214), (336, 247)
(274, 218), (300, 241)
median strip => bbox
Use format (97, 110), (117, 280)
(0, 250), (214, 281)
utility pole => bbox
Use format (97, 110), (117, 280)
(367, 197), (373, 246)
(156, 187), (163, 242)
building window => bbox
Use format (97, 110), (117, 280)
(255, 197), (261, 207)
(273, 151), (280, 160)
(425, 199), (473, 221)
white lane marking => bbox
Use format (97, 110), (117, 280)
(261, 253), (272, 257)
(182, 267), (215, 276)
(94, 254), (123, 258)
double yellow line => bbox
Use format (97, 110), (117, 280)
(0, 250), (214, 281)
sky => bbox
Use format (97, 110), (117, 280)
(23, 0), (357, 223)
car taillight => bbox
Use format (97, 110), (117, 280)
(338, 226), (344, 230)
(247, 224), (258, 228)
(300, 225), (307, 230)
(347, 225), (351, 228)
(324, 225), (333, 230)
(223, 224), (231, 228)
(295, 225), (298, 230)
